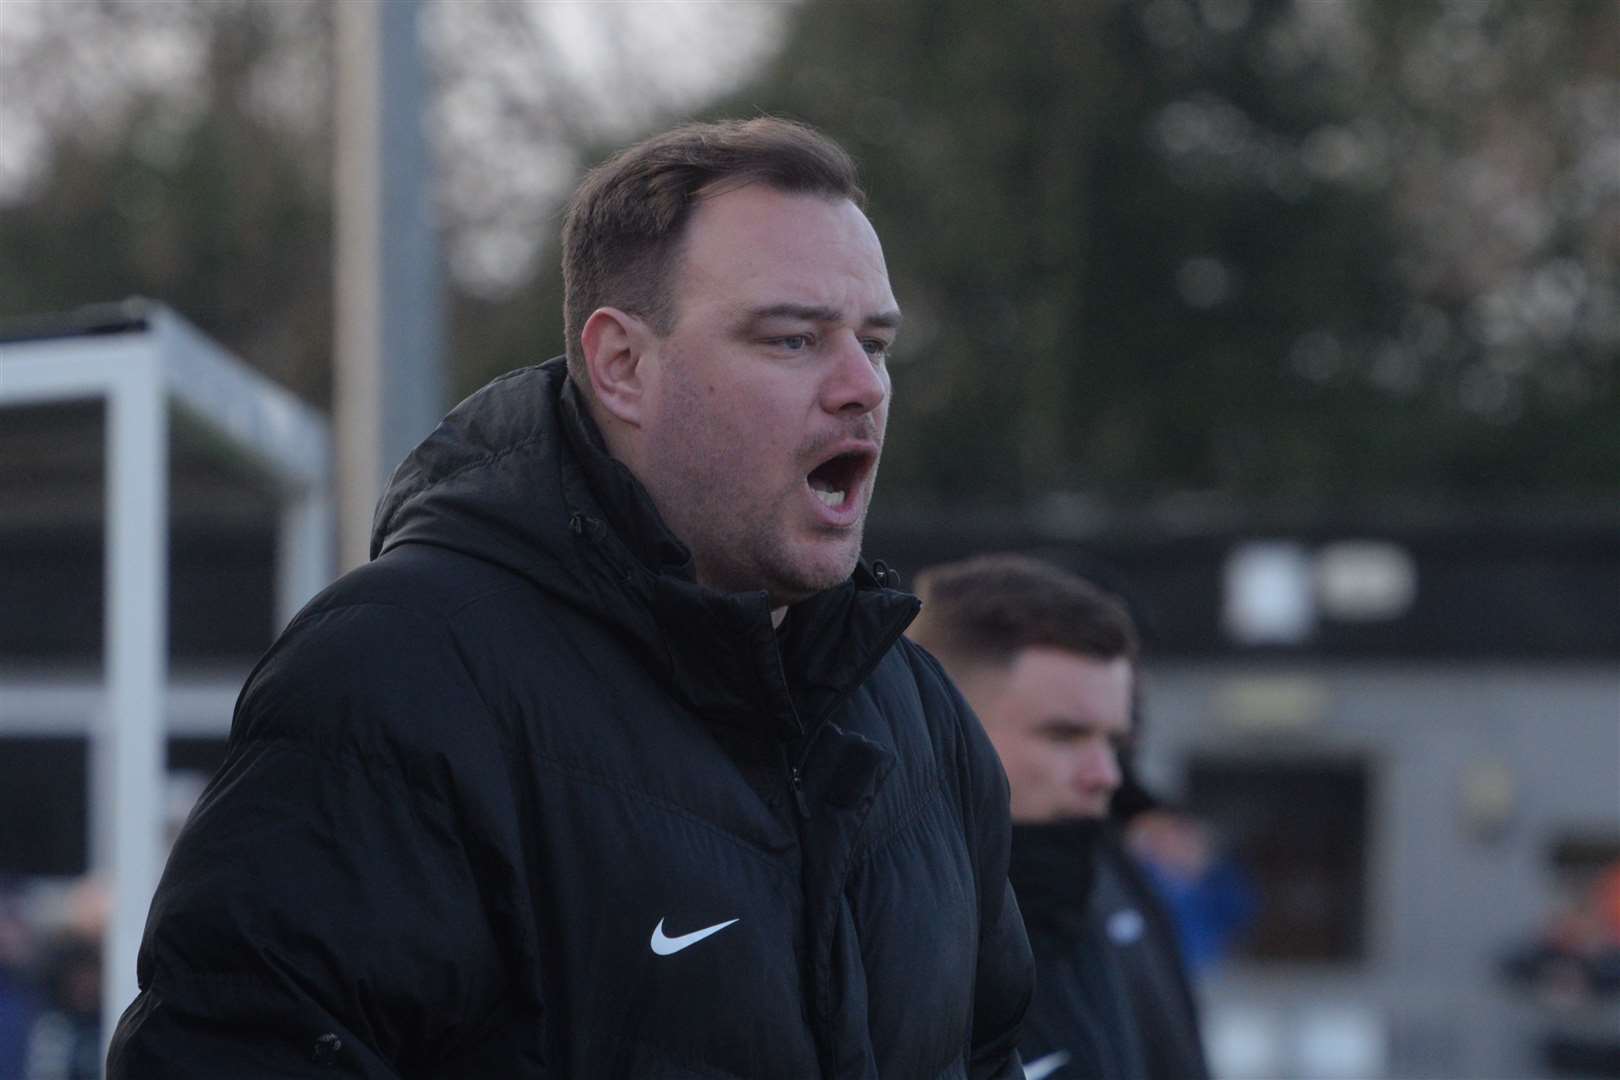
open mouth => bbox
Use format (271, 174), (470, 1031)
(807, 450), (872, 511)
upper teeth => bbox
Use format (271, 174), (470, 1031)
(814, 488), (845, 507)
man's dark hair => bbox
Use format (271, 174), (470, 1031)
(561, 116), (865, 384)
(908, 553), (1140, 673)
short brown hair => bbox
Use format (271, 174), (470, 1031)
(908, 553), (1140, 672)
(561, 117), (865, 383)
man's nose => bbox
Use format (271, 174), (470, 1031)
(821, 332), (888, 415)
(1079, 744), (1122, 794)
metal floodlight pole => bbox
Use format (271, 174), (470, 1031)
(334, 0), (444, 572)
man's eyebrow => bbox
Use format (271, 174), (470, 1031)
(744, 303), (904, 330)
(1037, 717), (1101, 734)
(866, 308), (904, 330)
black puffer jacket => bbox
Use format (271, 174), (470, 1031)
(108, 358), (1033, 1079)
(1008, 822), (1206, 1080)
(1009, 821), (1143, 1080)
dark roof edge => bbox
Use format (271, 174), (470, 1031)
(873, 495), (1620, 547)
(0, 297), (158, 346)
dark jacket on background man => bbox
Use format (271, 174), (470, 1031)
(1008, 821), (1208, 1080)
(1093, 831), (1210, 1080)
(1106, 768), (1212, 1080)
(107, 358), (1033, 1079)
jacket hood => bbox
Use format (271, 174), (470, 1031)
(370, 357), (919, 735)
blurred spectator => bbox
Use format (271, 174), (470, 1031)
(24, 878), (105, 1080)
(1501, 857), (1620, 1005)
(1498, 854), (1620, 1078)
(1128, 807), (1259, 975)
(1599, 863), (1620, 944)
(0, 879), (41, 1079)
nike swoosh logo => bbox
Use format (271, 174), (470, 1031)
(1024, 1050), (1071, 1080)
(1106, 907), (1145, 946)
(649, 916), (740, 956)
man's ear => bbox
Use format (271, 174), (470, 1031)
(580, 307), (654, 426)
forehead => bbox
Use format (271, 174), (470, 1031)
(999, 646), (1134, 732)
(673, 184), (895, 317)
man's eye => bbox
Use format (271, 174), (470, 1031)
(862, 338), (891, 359)
(771, 335), (812, 351)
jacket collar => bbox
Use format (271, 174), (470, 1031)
(1009, 819), (1106, 936)
(558, 378), (695, 580)
(373, 357), (919, 737)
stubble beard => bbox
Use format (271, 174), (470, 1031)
(694, 486), (870, 606)
(646, 380), (881, 605)
(772, 514), (868, 606)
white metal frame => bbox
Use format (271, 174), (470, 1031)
(0, 305), (333, 1052)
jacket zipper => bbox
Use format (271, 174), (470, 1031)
(777, 579), (920, 822)
(781, 595), (918, 821)
(789, 763), (812, 819)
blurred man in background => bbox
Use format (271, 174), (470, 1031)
(21, 878), (105, 1080)
(910, 553), (1208, 1080)
(107, 118), (1031, 1078)
(0, 879), (40, 1080)
(1127, 802), (1257, 977)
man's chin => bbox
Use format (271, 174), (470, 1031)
(1015, 803), (1110, 825)
(769, 541), (863, 606)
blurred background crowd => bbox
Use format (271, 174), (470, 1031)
(1, 1), (1617, 1077)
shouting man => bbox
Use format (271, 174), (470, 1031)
(109, 119), (1032, 1078)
